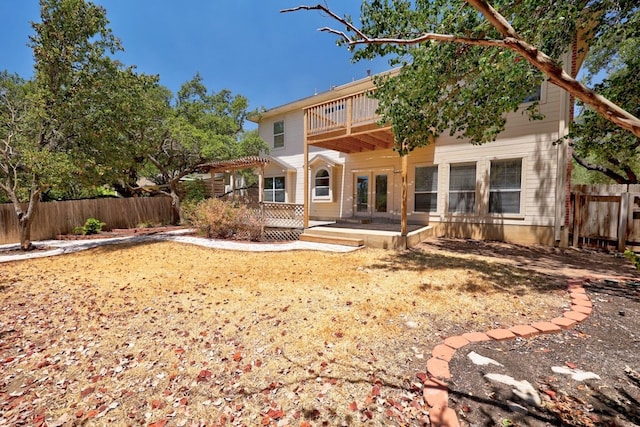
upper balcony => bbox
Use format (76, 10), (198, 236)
(305, 91), (394, 154)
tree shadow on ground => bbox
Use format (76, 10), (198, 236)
(417, 238), (640, 280)
(366, 246), (566, 296)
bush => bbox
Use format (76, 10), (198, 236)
(624, 248), (640, 270)
(82, 218), (106, 235)
(188, 199), (262, 241)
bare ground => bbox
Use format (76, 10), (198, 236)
(0, 233), (637, 426)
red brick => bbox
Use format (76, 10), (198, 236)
(443, 336), (470, 349)
(572, 298), (592, 307)
(571, 304), (592, 315)
(566, 278), (585, 287)
(426, 357), (451, 379)
(485, 328), (516, 341)
(432, 344), (456, 362)
(461, 332), (491, 342)
(429, 405), (460, 427)
(568, 286), (586, 294)
(570, 292), (590, 301)
(564, 310), (589, 322)
(423, 379), (449, 409)
(531, 321), (562, 334)
(509, 324), (539, 338)
(551, 317), (577, 329)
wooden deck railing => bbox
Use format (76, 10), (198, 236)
(306, 91), (380, 136)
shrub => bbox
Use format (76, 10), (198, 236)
(82, 218), (106, 235)
(188, 199), (262, 241)
(624, 248), (640, 270)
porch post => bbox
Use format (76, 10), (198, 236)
(303, 109), (309, 228)
(259, 165), (265, 235)
(401, 153), (408, 238)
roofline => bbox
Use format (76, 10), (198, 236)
(248, 68), (399, 123)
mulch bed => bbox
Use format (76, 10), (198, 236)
(448, 278), (640, 426)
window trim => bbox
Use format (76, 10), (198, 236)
(264, 175), (286, 203)
(273, 120), (284, 150)
(313, 168), (332, 202)
(488, 158), (523, 216)
(447, 163), (477, 214)
(413, 165), (439, 213)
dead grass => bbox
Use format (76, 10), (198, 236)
(0, 240), (567, 426)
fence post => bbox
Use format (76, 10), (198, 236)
(572, 190), (581, 248)
(618, 192), (630, 252)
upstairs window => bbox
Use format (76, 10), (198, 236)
(414, 166), (438, 213)
(448, 164), (476, 213)
(523, 86), (542, 103)
(273, 120), (284, 149)
(489, 159), (522, 214)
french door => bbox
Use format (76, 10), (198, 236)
(354, 171), (392, 218)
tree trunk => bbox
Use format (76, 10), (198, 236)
(18, 215), (34, 251)
(169, 181), (183, 225)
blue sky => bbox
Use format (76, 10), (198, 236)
(0, 1), (390, 118)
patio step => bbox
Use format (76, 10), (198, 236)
(299, 233), (364, 247)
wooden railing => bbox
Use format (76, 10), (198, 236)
(306, 91), (380, 136)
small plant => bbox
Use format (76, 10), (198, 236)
(187, 199), (262, 241)
(624, 248), (640, 270)
(82, 218), (106, 235)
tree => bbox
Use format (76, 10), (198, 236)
(569, 7), (639, 183)
(141, 74), (268, 224)
(0, 0), (161, 250)
(284, 1), (640, 154)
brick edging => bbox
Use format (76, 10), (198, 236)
(422, 278), (592, 427)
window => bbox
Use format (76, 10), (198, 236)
(314, 169), (330, 199)
(489, 159), (522, 214)
(448, 164), (476, 213)
(273, 121), (284, 149)
(523, 86), (542, 103)
(414, 166), (438, 212)
(264, 176), (285, 202)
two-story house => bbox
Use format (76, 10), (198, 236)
(250, 60), (575, 249)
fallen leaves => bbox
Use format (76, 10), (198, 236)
(0, 241), (566, 425)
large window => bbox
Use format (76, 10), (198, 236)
(414, 166), (438, 213)
(264, 176), (285, 202)
(273, 120), (284, 149)
(489, 159), (522, 214)
(314, 169), (330, 199)
(448, 164), (476, 213)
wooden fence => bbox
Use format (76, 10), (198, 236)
(0, 197), (173, 245)
(571, 184), (640, 251)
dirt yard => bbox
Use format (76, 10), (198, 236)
(0, 235), (637, 426)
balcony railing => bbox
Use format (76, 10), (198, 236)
(306, 91), (381, 136)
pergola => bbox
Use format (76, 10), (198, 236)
(197, 156), (270, 201)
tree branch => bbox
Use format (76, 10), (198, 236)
(283, 2), (640, 139)
(572, 152), (633, 184)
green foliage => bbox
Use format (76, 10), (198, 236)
(187, 198), (262, 241)
(181, 179), (209, 204)
(569, 6), (640, 183)
(80, 218), (106, 235)
(624, 248), (640, 270)
(325, 0), (638, 155)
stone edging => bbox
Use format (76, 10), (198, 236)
(422, 278), (592, 427)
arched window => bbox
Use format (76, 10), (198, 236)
(314, 169), (330, 200)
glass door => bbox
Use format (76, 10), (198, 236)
(356, 175), (369, 213)
(374, 174), (388, 214)
(354, 172), (392, 217)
